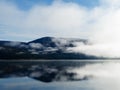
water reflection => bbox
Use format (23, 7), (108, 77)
(0, 60), (97, 82)
(0, 60), (120, 90)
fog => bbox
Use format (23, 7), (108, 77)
(1, 61), (120, 90)
(68, 62), (120, 79)
(1, 0), (120, 58)
(66, 61), (120, 90)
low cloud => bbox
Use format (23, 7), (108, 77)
(67, 43), (120, 58)
(0, 0), (89, 40)
(29, 43), (43, 49)
(1, 0), (120, 57)
(5, 42), (21, 47)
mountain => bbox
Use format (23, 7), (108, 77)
(0, 37), (98, 59)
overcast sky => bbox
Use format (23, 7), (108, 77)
(0, 0), (120, 42)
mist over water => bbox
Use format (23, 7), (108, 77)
(68, 61), (120, 79)
(67, 40), (120, 58)
(0, 60), (120, 90)
(66, 61), (120, 90)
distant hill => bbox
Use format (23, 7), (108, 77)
(0, 37), (99, 59)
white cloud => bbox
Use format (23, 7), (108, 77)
(0, 47), (4, 50)
(100, 0), (120, 8)
(29, 43), (42, 49)
(67, 43), (120, 58)
(5, 42), (21, 46)
(0, 1), (26, 28)
(1, 0), (120, 57)
(0, 0), (90, 41)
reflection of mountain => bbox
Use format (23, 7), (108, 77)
(0, 61), (91, 82)
(0, 37), (98, 59)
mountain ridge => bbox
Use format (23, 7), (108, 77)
(0, 37), (99, 59)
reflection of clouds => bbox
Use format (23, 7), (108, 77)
(0, 77), (93, 90)
(2, 61), (120, 82)
(0, 77), (43, 90)
(67, 62), (120, 80)
(30, 71), (42, 78)
(2, 76), (119, 90)
(1, 62), (120, 90)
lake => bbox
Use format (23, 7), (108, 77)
(0, 60), (120, 90)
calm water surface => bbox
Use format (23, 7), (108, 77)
(0, 60), (120, 90)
